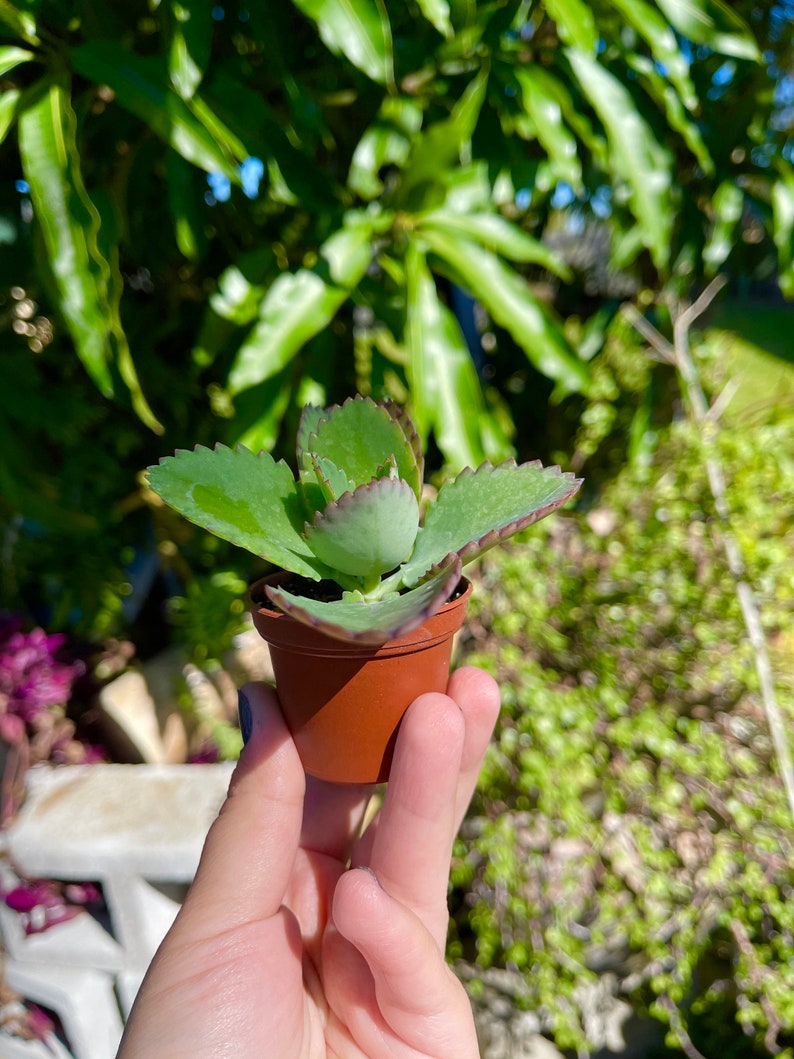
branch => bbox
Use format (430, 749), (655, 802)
(625, 283), (794, 825)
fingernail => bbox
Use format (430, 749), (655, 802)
(237, 689), (253, 746)
(355, 865), (383, 889)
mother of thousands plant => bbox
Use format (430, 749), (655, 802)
(148, 396), (581, 644)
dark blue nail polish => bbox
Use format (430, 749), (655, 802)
(238, 689), (253, 745)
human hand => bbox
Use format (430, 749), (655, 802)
(117, 666), (500, 1059)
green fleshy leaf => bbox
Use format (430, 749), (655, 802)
(305, 477), (420, 580)
(308, 396), (422, 497)
(147, 444), (332, 580)
(297, 403), (330, 473)
(514, 65), (583, 191)
(299, 453), (355, 515)
(400, 460), (582, 585)
(654, 0), (761, 61)
(265, 555), (462, 644)
(0, 45), (34, 77)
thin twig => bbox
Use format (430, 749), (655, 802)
(624, 282), (794, 824)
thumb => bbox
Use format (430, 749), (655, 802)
(176, 683), (306, 933)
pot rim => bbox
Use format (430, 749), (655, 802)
(249, 572), (471, 658)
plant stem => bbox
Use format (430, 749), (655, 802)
(624, 279), (794, 824)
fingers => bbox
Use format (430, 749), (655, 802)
(352, 667), (500, 946)
(446, 666), (501, 832)
(175, 682), (306, 933)
(331, 867), (480, 1059)
(300, 775), (374, 861)
(357, 690), (466, 948)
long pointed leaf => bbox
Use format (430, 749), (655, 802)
(147, 444), (333, 580)
(400, 461), (582, 585)
(0, 45), (34, 77)
(421, 227), (591, 396)
(417, 209), (572, 278)
(290, 0), (392, 83)
(654, 0), (761, 61)
(227, 218), (374, 396)
(514, 66), (583, 190)
(405, 240), (495, 470)
(70, 41), (238, 177)
(566, 47), (673, 270)
(544, 0), (597, 52)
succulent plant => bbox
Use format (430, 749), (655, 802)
(147, 396), (581, 644)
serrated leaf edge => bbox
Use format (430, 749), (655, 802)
(264, 554), (463, 645)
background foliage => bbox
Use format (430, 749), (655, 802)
(454, 372), (794, 1054)
(0, 0), (792, 635)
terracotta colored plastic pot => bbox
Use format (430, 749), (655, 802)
(249, 573), (472, 784)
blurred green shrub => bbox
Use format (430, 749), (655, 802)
(453, 414), (794, 1054)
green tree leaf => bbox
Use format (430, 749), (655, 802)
(607, 0), (698, 110)
(226, 217), (375, 396)
(0, 44), (34, 76)
(544, 0), (597, 53)
(514, 66), (583, 191)
(654, 0), (761, 61)
(0, 0), (38, 44)
(405, 239), (496, 470)
(0, 86), (20, 145)
(421, 226), (591, 396)
(703, 181), (743, 273)
(566, 47), (673, 270)
(348, 95), (422, 199)
(17, 77), (157, 425)
(397, 69), (488, 208)
(415, 0), (452, 37)
(147, 444), (332, 580)
(771, 163), (794, 300)
(70, 41), (238, 177)
(400, 460), (582, 585)
(417, 209), (572, 278)
(289, 0), (393, 83)
(168, 0), (212, 100)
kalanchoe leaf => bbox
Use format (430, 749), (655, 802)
(399, 459), (583, 586)
(296, 403), (329, 475)
(382, 399), (424, 491)
(265, 555), (463, 644)
(299, 454), (355, 516)
(147, 444), (334, 581)
(308, 395), (422, 497)
(304, 477), (420, 581)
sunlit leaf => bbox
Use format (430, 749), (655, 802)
(289, 0), (393, 83)
(514, 66), (583, 190)
(417, 209), (572, 279)
(70, 41), (238, 177)
(147, 444), (333, 580)
(397, 69), (488, 208)
(0, 44), (34, 77)
(567, 47), (673, 270)
(415, 0), (452, 37)
(18, 77), (161, 432)
(227, 218), (375, 395)
(771, 164), (794, 300)
(703, 181), (743, 274)
(168, 0), (212, 100)
(544, 0), (597, 53)
(654, 0), (761, 61)
(405, 239), (503, 470)
(607, 0), (698, 110)
(400, 460), (582, 584)
(348, 96), (422, 199)
(0, 1), (38, 44)
(421, 226), (591, 396)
